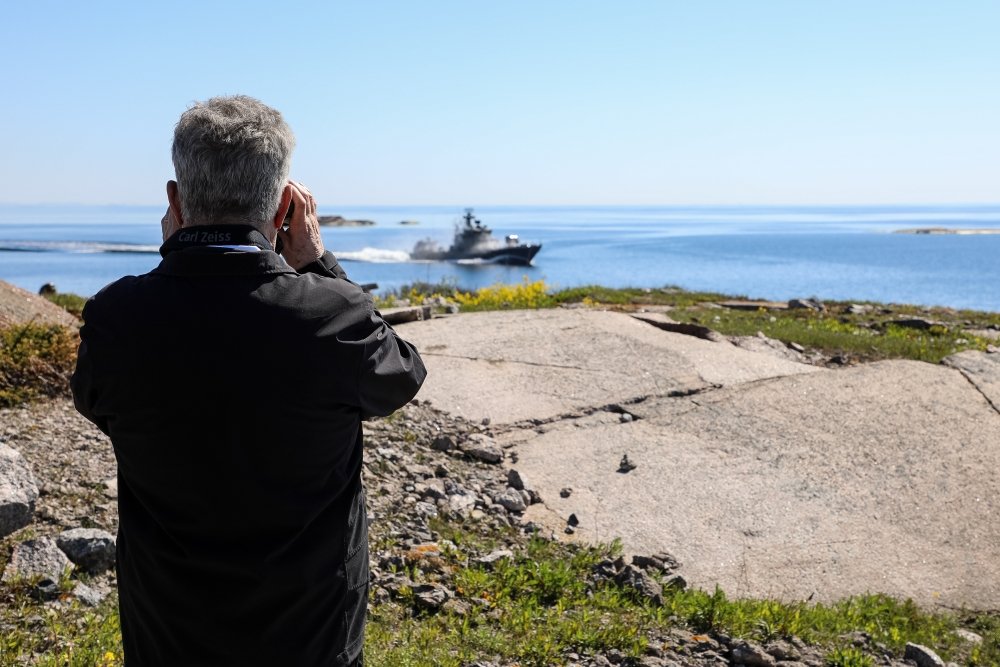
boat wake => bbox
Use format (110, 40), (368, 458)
(0, 241), (160, 254)
(334, 247), (410, 263)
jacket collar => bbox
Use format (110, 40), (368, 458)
(160, 225), (275, 257)
(154, 225), (295, 277)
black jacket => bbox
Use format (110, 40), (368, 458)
(72, 226), (426, 665)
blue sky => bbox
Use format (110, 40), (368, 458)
(1, 1), (997, 206)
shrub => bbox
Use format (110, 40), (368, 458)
(0, 323), (78, 407)
(453, 279), (553, 311)
(43, 292), (88, 319)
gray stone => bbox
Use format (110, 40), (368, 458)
(496, 487), (527, 512)
(954, 629), (983, 644)
(0, 442), (39, 538)
(412, 583), (452, 610)
(441, 598), (471, 616)
(474, 549), (514, 568)
(102, 475), (118, 499)
(421, 478), (447, 500)
(32, 578), (61, 601)
(56, 528), (116, 573)
(507, 468), (530, 491)
(614, 564), (663, 605)
(461, 435), (503, 463)
(2, 537), (73, 582)
(447, 493), (476, 515)
(404, 463), (434, 479)
(430, 435), (455, 452)
(788, 298), (825, 311)
(764, 639), (800, 661)
(891, 317), (941, 330)
(730, 640), (776, 666)
(413, 501), (438, 518)
(632, 551), (681, 574)
(904, 643), (945, 667)
(72, 582), (107, 607)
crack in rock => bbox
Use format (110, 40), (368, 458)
(956, 368), (1000, 417)
(420, 351), (603, 373)
(495, 385), (723, 435)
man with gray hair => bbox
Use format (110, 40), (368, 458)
(72, 95), (426, 665)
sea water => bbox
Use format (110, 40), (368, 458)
(1, 204), (999, 311)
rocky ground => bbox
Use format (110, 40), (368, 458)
(0, 395), (974, 666)
(0, 281), (78, 329)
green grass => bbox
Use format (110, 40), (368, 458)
(41, 292), (87, 319)
(669, 307), (992, 363)
(551, 284), (733, 309)
(826, 646), (875, 666)
(388, 280), (998, 364)
(362, 523), (992, 666)
(1, 526), (994, 665)
(0, 584), (122, 667)
(0, 323), (78, 407)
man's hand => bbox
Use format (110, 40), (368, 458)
(279, 181), (326, 270)
(161, 208), (181, 242)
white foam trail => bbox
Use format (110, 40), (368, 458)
(0, 241), (160, 253)
(334, 247), (410, 263)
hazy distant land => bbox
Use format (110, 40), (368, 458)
(894, 227), (1000, 235)
(317, 215), (375, 227)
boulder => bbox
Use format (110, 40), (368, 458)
(632, 551), (681, 574)
(420, 478), (447, 501)
(0, 443), (39, 538)
(788, 298), (825, 311)
(0, 279), (79, 327)
(495, 488), (527, 512)
(730, 640), (776, 667)
(890, 318), (942, 331)
(2, 536), (73, 583)
(430, 434), (456, 452)
(460, 435), (503, 464)
(904, 643), (945, 667)
(447, 493), (476, 516)
(57, 528), (116, 573)
(614, 564), (663, 606)
(507, 469), (530, 491)
(412, 583), (452, 610)
(72, 581), (107, 607)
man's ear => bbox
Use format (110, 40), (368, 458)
(273, 184), (293, 229)
(166, 181), (185, 228)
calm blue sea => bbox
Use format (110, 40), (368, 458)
(1, 204), (999, 312)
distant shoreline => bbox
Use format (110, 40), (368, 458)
(894, 227), (1000, 235)
(317, 215), (375, 227)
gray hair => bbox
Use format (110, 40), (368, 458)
(172, 95), (295, 226)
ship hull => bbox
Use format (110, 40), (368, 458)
(412, 243), (542, 266)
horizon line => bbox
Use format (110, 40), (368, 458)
(2, 201), (1000, 209)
